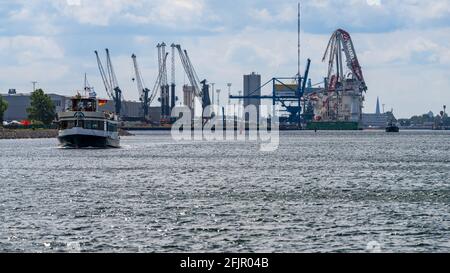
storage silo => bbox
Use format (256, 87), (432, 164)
(243, 72), (261, 122)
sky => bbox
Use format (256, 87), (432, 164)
(0, 0), (450, 118)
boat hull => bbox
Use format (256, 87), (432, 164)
(385, 127), (400, 133)
(57, 127), (120, 148)
(306, 121), (361, 131)
(58, 134), (119, 148)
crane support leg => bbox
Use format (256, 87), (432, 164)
(171, 83), (176, 112)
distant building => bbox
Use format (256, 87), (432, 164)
(361, 97), (389, 129)
(183, 85), (195, 111)
(1, 92), (146, 122)
(362, 113), (388, 128)
(243, 72), (261, 121)
(148, 106), (161, 123)
(183, 85), (195, 120)
(1, 93), (68, 121)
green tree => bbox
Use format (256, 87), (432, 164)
(27, 89), (56, 126)
(0, 96), (8, 125)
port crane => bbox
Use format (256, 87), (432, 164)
(131, 54), (151, 121)
(229, 59), (311, 128)
(322, 29), (367, 93)
(174, 44), (211, 121)
(315, 29), (367, 123)
(152, 52), (169, 105)
(95, 49), (123, 117)
(170, 44), (177, 111)
(155, 43), (171, 123)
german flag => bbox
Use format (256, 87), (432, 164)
(98, 99), (108, 107)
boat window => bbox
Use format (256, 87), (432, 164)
(59, 121), (67, 130)
(107, 122), (117, 132)
(59, 121), (75, 130)
(83, 120), (104, 131)
(70, 99), (97, 112)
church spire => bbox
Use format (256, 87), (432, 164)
(376, 97), (381, 115)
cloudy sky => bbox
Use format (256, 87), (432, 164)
(0, 0), (449, 118)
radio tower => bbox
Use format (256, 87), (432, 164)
(297, 2), (301, 77)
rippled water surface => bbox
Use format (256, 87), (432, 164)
(0, 131), (449, 252)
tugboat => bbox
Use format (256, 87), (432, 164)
(385, 120), (400, 133)
(57, 94), (120, 148)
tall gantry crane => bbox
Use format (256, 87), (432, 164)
(157, 43), (171, 122)
(131, 54), (151, 120)
(95, 49), (123, 116)
(150, 52), (168, 105)
(174, 44), (211, 120)
(170, 44), (177, 110)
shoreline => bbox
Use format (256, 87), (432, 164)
(0, 128), (133, 139)
(0, 128), (445, 140)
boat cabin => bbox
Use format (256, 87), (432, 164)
(69, 97), (97, 112)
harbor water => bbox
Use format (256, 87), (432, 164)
(0, 131), (449, 252)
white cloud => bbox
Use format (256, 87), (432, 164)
(366, 0), (381, 6)
(355, 28), (450, 67)
(0, 63), (70, 91)
(401, 0), (450, 22)
(250, 4), (297, 24)
(0, 36), (64, 64)
(8, 2), (62, 35)
(52, 0), (207, 27)
(55, 0), (128, 26)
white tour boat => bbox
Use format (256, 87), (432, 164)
(57, 95), (120, 148)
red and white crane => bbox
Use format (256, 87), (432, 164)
(322, 29), (367, 93)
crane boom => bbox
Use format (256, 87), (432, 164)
(174, 45), (201, 97)
(106, 49), (120, 93)
(131, 54), (145, 100)
(132, 54), (150, 120)
(95, 49), (123, 116)
(173, 44), (211, 116)
(95, 50), (113, 100)
(322, 29), (367, 92)
(149, 52), (169, 103)
(171, 44), (176, 85)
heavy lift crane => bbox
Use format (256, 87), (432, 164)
(322, 29), (367, 93)
(173, 44), (211, 122)
(131, 54), (150, 121)
(318, 29), (367, 122)
(95, 49), (123, 117)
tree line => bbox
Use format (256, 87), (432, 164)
(1, 89), (56, 127)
